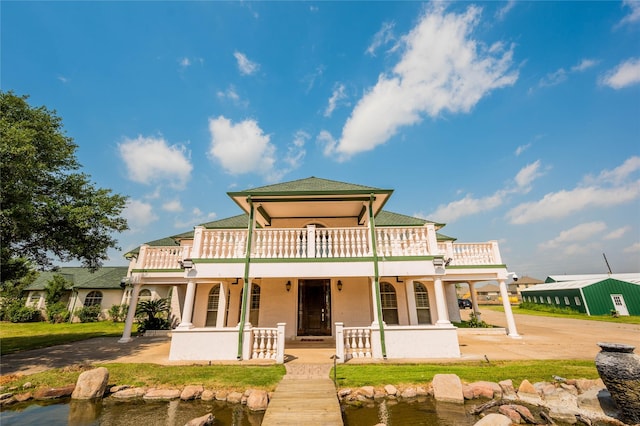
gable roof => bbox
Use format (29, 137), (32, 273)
(231, 176), (388, 194)
(24, 266), (129, 291)
(545, 273), (640, 283)
(522, 277), (640, 292)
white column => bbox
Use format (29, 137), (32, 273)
(370, 277), (380, 325)
(405, 280), (418, 325)
(216, 282), (227, 328)
(434, 277), (451, 326)
(119, 282), (141, 343)
(446, 283), (461, 323)
(245, 279), (253, 326)
(499, 279), (521, 338)
(177, 280), (196, 329)
(276, 322), (286, 364)
(468, 282), (481, 320)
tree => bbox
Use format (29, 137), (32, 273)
(0, 91), (128, 283)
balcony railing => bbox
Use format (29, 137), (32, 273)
(135, 226), (502, 269)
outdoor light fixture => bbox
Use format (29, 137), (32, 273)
(180, 258), (194, 269)
(445, 257), (453, 266)
(337, 280), (343, 291)
(286, 281), (291, 292)
(432, 258), (445, 268)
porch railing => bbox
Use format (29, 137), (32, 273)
(336, 323), (372, 361)
(135, 227), (502, 269)
(249, 323), (285, 363)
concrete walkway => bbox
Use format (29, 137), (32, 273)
(261, 363), (343, 426)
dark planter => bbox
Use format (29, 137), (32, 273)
(595, 342), (640, 425)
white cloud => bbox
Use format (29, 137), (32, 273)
(507, 157), (640, 224)
(284, 131), (308, 169)
(123, 199), (158, 230)
(623, 242), (640, 253)
(617, 0), (640, 27)
(600, 58), (640, 89)
(234, 51), (260, 76)
(173, 208), (217, 229)
(118, 135), (193, 188)
(217, 85), (248, 107)
(208, 116), (276, 177)
(179, 57), (191, 68)
(366, 21), (396, 56)
(303, 65), (325, 93)
(57, 75), (70, 83)
(604, 226), (631, 240)
(571, 59), (597, 72)
(162, 200), (183, 213)
(321, 4), (518, 160)
(515, 160), (544, 191)
(495, 0), (516, 21)
(538, 68), (567, 88)
(539, 222), (607, 250)
(515, 143), (531, 156)
(324, 83), (347, 117)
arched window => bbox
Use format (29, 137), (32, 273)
(414, 282), (431, 324)
(206, 285), (221, 327)
(138, 289), (152, 302)
(380, 282), (398, 325)
(84, 291), (103, 307)
(238, 283), (261, 326)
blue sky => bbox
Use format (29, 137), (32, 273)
(2, 1), (639, 280)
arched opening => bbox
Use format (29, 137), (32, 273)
(414, 282), (431, 324)
(84, 291), (103, 307)
(238, 283), (261, 326)
(206, 285), (221, 327)
(380, 282), (398, 325)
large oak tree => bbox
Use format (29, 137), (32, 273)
(0, 92), (128, 283)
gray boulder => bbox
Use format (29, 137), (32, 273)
(71, 367), (109, 400)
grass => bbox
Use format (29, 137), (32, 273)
(0, 321), (133, 355)
(483, 305), (640, 324)
(333, 360), (599, 389)
(1, 363), (286, 391)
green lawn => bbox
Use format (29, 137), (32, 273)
(483, 305), (640, 324)
(0, 321), (132, 355)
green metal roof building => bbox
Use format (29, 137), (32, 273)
(521, 273), (640, 316)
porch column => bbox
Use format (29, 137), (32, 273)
(405, 279), (418, 325)
(119, 282), (142, 343)
(370, 277), (380, 325)
(216, 282), (227, 328)
(468, 282), (481, 320)
(434, 277), (451, 326)
(176, 280), (196, 329)
(499, 279), (521, 338)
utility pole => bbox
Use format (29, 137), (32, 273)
(603, 253), (613, 274)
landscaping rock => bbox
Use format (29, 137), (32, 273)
(384, 384), (398, 396)
(14, 392), (33, 403)
(517, 379), (543, 405)
(71, 367), (109, 400)
(498, 404), (522, 423)
(33, 384), (75, 400)
(143, 388), (181, 400)
(246, 389), (268, 411)
(400, 387), (417, 398)
(180, 385), (204, 401)
(111, 387), (146, 399)
(359, 386), (375, 398)
(473, 413), (513, 426)
(184, 413), (215, 426)
(201, 389), (215, 401)
(338, 388), (352, 398)
(215, 390), (228, 401)
(226, 391), (243, 403)
(432, 374), (464, 404)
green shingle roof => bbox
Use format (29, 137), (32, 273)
(229, 176), (390, 195)
(24, 266), (129, 291)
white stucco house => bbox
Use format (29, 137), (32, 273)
(119, 177), (520, 363)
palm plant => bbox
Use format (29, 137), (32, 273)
(135, 298), (170, 332)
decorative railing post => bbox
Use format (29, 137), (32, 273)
(491, 240), (502, 264)
(276, 323), (286, 364)
(191, 226), (205, 259)
(335, 322), (345, 364)
(425, 223), (438, 255)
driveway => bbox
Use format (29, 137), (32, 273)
(1, 310), (638, 376)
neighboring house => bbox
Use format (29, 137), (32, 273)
(23, 266), (170, 321)
(475, 284), (501, 301)
(521, 273), (640, 316)
(119, 177), (520, 363)
(512, 275), (544, 299)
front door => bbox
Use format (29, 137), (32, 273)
(611, 294), (629, 316)
(298, 279), (331, 336)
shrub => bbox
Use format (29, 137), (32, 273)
(7, 304), (42, 323)
(519, 301), (580, 315)
(466, 312), (491, 328)
(136, 298), (170, 333)
(46, 301), (70, 323)
(108, 304), (128, 322)
(75, 305), (102, 323)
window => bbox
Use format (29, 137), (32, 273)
(206, 285), (221, 327)
(574, 296), (581, 306)
(380, 282), (399, 325)
(84, 291), (103, 307)
(533, 296), (538, 303)
(239, 284), (261, 326)
(138, 289), (152, 302)
(29, 293), (41, 307)
(414, 282), (431, 324)
(564, 296), (570, 305)
(547, 296), (552, 304)
(554, 296), (560, 305)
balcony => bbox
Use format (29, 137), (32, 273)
(133, 226), (502, 270)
